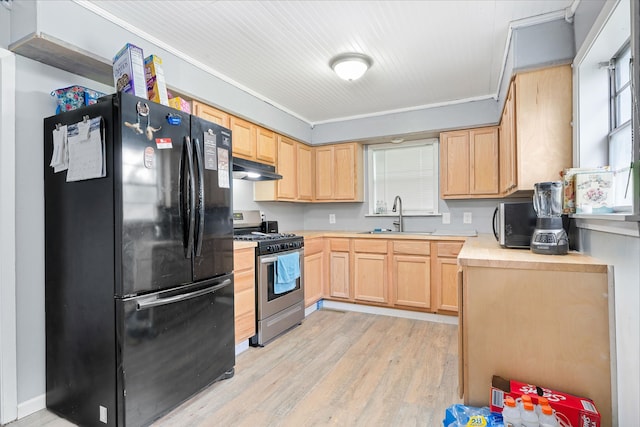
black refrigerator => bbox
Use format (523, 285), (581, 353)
(44, 92), (235, 427)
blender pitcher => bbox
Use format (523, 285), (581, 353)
(533, 181), (563, 217)
(531, 181), (568, 255)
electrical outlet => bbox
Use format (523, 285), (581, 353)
(99, 406), (108, 423)
(260, 211), (265, 221)
(442, 212), (451, 224)
(329, 214), (336, 224)
(463, 212), (472, 224)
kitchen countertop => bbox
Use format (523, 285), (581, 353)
(458, 234), (608, 272)
(290, 230), (469, 241)
(233, 241), (257, 250)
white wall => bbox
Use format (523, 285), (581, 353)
(578, 229), (640, 427)
(13, 56), (113, 408)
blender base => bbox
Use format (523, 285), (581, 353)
(531, 217), (568, 255)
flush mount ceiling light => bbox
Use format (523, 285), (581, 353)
(330, 53), (372, 81)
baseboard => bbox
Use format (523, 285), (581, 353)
(319, 300), (459, 325)
(17, 393), (45, 419)
(235, 340), (249, 356)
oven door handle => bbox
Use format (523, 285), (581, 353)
(260, 256), (278, 264)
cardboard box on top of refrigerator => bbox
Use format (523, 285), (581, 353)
(490, 376), (600, 427)
(144, 55), (169, 106)
(113, 43), (146, 97)
(168, 97), (191, 114)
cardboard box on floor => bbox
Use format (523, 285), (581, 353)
(490, 376), (600, 427)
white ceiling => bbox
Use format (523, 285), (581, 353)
(80, 0), (574, 125)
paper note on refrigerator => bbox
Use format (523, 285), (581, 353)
(217, 147), (229, 188)
(66, 117), (106, 182)
(50, 125), (69, 172)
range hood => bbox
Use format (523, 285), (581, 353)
(232, 157), (282, 181)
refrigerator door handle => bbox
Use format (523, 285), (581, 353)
(184, 135), (196, 259)
(194, 138), (205, 257)
(135, 279), (232, 310)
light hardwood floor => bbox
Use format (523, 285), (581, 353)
(7, 309), (461, 427)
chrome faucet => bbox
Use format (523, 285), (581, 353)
(392, 195), (403, 232)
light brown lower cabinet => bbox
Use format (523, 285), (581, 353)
(392, 241), (431, 310)
(233, 247), (256, 344)
(303, 238), (325, 307)
(353, 239), (388, 304)
(433, 241), (463, 314)
(320, 236), (463, 315)
(328, 239), (351, 299)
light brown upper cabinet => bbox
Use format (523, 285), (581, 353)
(499, 81), (517, 194)
(297, 142), (314, 201)
(314, 143), (364, 202)
(503, 64), (573, 195)
(192, 101), (230, 129)
(254, 135), (301, 201)
(440, 126), (499, 199)
(229, 116), (256, 160)
(255, 126), (276, 166)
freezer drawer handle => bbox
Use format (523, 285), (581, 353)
(136, 279), (232, 310)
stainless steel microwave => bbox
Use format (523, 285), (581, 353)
(492, 202), (537, 248)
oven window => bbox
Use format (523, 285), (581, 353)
(266, 263), (301, 302)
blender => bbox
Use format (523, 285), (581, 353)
(530, 181), (569, 255)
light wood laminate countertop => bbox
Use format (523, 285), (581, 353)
(291, 230), (468, 242)
(458, 234), (608, 272)
(233, 241), (257, 250)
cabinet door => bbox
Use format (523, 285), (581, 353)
(297, 143), (314, 201)
(256, 126), (276, 165)
(393, 254), (431, 309)
(334, 144), (356, 200)
(233, 248), (255, 344)
(499, 80), (517, 194)
(433, 242), (463, 314)
(192, 101), (230, 129)
(276, 136), (297, 200)
(230, 116), (256, 160)
(440, 131), (470, 196)
(353, 253), (388, 304)
(514, 65), (572, 190)
(329, 251), (350, 299)
(469, 127), (499, 195)
(314, 146), (334, 200)
(304, 252), (324, 307)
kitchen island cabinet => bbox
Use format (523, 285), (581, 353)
(233, 243), (257, 345)
(457, 236), (613, 427)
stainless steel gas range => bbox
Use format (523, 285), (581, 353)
(233, 210), (305, 346)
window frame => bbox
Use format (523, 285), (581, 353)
(366, 139), (440, 217)
(608, 41), (634, 210)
